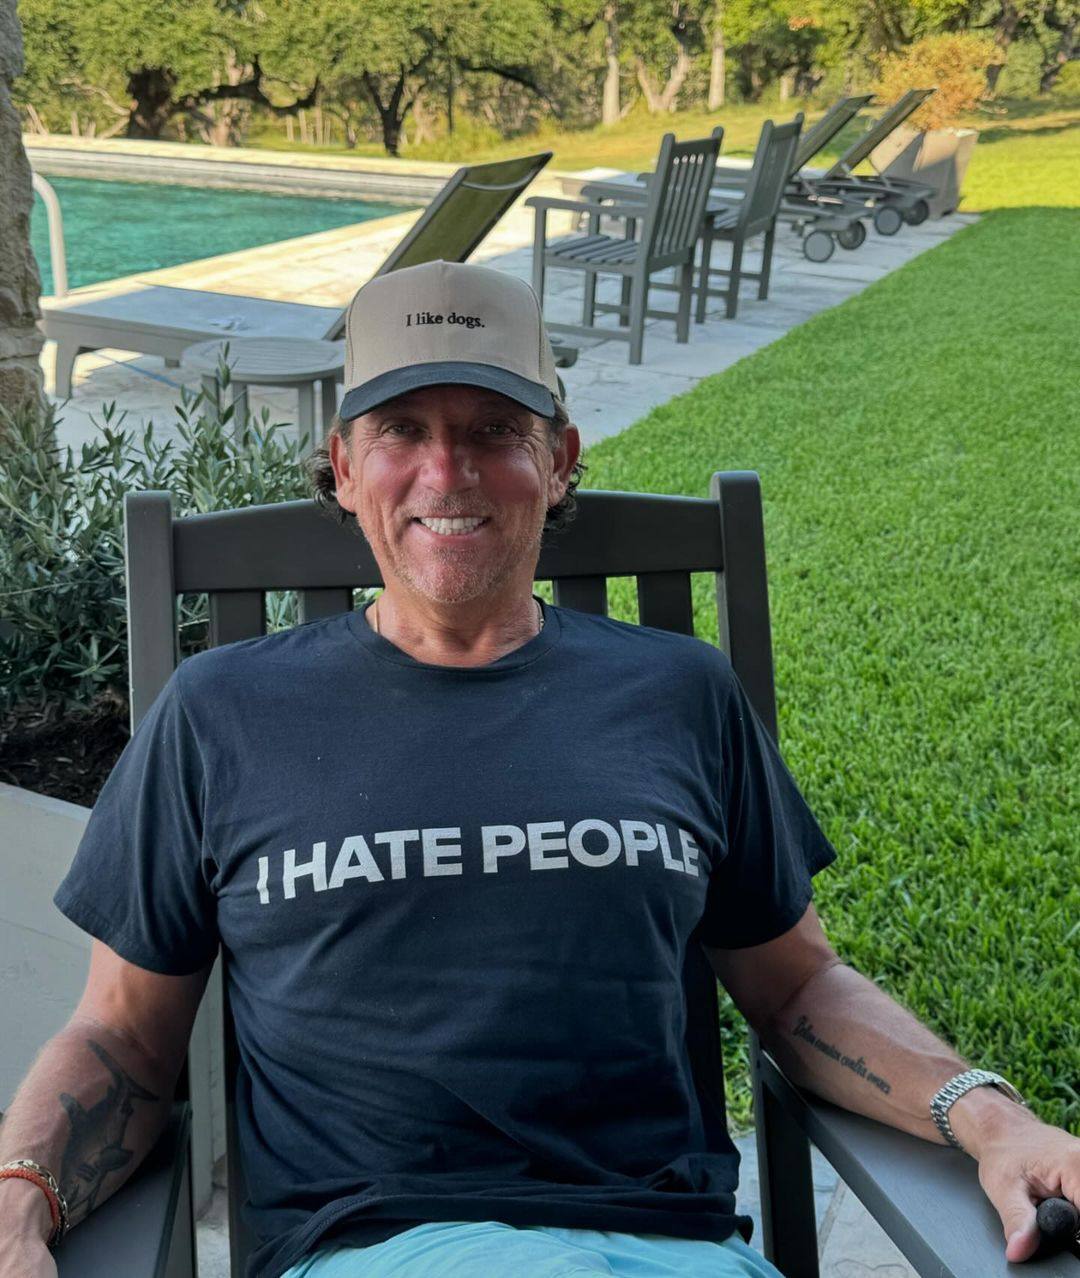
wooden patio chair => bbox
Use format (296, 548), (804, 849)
(525, 130), (721, 364)
(52, 480), (1076, 1278)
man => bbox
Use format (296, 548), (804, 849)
(1, 262), (1076, 1278)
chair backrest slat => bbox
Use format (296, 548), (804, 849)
(637, 569), (695, 634)
(300, 587), (355, 623)
(208, 592), (266, 648)
(552, 575), (609, 615)
(124, 470), (781, 1278)
(321, 150), (553, 340)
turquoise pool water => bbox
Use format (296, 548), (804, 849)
(30, 176), (409, 294)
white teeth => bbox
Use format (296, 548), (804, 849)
(418, 517), (486, 535)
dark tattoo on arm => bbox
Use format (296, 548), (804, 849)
(791, 1014), (892, 1095)
(56, 1039), (161, 1225)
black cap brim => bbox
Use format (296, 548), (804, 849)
(340, 361), (556, 422)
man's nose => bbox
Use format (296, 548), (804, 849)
(418, 436), (479, 490)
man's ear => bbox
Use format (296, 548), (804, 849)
(328, 429), (357, 515)
(548, 424), (581, 506)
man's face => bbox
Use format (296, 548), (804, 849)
(329, 384), (580, 608)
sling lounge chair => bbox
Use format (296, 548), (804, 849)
(40, 152), (557, 399)
(801, 90), (940, 234)
(48, 479), (1077, 1278)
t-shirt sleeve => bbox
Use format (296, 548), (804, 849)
(695, 662), (838, 949)
(52, 664), (220, 976)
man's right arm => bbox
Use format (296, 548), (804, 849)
(0, 941), (213, 1264)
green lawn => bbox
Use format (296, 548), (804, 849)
(539, 208), (1080, 1135)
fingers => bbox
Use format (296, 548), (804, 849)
(998, 1187), (1040, 1262)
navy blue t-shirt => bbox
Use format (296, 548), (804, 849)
(53, 599), (837, 1278)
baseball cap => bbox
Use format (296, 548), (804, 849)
(339, 259), (559, 422)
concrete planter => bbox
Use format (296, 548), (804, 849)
(870, 126), (978, 218)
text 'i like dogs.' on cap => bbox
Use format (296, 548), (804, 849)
(340, 260), (559, 422)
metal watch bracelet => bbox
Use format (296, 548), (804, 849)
(930, 1068), (1028, 1151)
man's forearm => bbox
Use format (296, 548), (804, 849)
(0, 1016), (175, 1242)
(759, 961), (1041, 1159)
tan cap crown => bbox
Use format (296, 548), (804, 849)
(340, 260), (559, 421)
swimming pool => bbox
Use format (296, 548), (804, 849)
(30, 176), (409, 294)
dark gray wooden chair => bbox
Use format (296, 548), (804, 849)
(53, 480), (1077, 1278)
(526, 130), (721, 364)
(695, 115), (804, 321)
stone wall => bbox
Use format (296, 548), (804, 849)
(0, 0), (44, 412)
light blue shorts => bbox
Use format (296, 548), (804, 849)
(281, 1219), (782, 1277)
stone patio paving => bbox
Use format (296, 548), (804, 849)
(37, 180), (974, 1277)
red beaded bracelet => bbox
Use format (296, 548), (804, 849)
(0, 1162), (66, 1248)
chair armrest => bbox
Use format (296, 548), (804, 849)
(55, 1100), (195, 1278)
(578, 180), (649, 203)
(525, 195), (648, 219)
(757, 1050), (1079, 1277)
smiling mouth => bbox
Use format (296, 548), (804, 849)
(412, 517), (491, 538)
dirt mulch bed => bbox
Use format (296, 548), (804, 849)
(0, 692), (130, 809)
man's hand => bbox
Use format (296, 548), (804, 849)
(0, 1231), (58, 1278)
(973, 1112), (1080, 1262)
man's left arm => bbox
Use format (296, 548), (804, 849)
(705, 903), (1080, 1264)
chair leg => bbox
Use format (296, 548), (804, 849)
(695, 226), (714, 324)
(619, 275), (632, 324)
(628, 271), (648, 365)
(675, 261), (693, 343)
(727, 239), (744, 319)
(583, 271), (598, 327)
(531, 210), (547, 303)
(52, 339), (83, 399)
(759, 226), (776, 300)
(319, 376), (338, 439)
(751, 1027), (820, 1278)
(296, 383), (316, 442)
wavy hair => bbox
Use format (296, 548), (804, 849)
(305, 396), (587, 537)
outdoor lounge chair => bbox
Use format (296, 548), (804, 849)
(49, 478), (1079, 1278)
(800, 90), (940, 234)
(525, 130), (721, 364)
(40, 152), (557, 399)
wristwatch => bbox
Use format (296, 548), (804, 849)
(930, 1068), (1028, 1150)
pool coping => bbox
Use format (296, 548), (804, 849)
(23, 134), (584, 203)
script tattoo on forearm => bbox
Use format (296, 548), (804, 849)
(56, 1038), (161, 1225)
(791, 1014), (892, 1095)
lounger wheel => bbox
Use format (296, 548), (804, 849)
(803, 230), (835, 263)
(902, 199), (930, 226)
(837, 222), (866, 251)
(873, 206), (903, 236)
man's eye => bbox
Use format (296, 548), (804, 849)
(482, 423), (515, 436)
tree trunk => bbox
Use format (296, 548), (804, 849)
(1039, 10), (1077, 91)
(602, 1), (620, 125)
(984, 0), (1020, 97)
(362, 70), (412, 157)
(0, 0), (45, 415)
(707, 2), (725, 110)
(779, 70), (795, 100)
(634, 42), (691, 113)
(126, 66), (177, 138)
